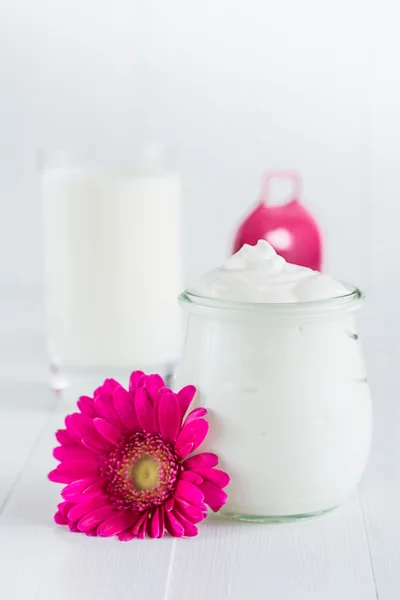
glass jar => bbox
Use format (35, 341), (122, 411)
(175, 287), (372, 521)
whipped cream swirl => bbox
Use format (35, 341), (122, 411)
(187, 240), (349, 303)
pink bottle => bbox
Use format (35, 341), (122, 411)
(232, 171), (322, 271)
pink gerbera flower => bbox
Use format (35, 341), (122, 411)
(49, 371), (229, 540)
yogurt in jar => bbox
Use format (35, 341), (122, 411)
(176, 241), (372, 520)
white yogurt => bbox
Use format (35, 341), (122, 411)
(188, 239), (348, 303)
(42, 168), (182, 374)
(176, 241), (371, 519)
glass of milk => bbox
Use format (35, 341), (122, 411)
(175, 241), (372, 521)
(40, 145), (182, 392)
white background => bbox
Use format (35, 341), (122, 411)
(1, 3), (400, 598)
(1, 0), (398, 292)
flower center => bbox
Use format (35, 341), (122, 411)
(101, 432), (180, 512)
(130, 456), (159, 491)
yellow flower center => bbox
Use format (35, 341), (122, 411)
(102, 432), (180, 511)
(131, 456), (160, 491)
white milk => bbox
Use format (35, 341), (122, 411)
(176, 241), (372, 519)
(42, 168), (182, 375)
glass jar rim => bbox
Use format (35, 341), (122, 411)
(179, 283), (364, 318)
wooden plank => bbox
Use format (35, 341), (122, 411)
(358, 347), (400, 600)
(0, 385), (377, 600)
(167, 500), (376, 600)
(0, 383), (54, 510)
(0, 397), (174, 600)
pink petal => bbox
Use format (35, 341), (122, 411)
(181, 522), (198, 537)
(94, 394), (122, 429)
(145, 374), (165, 400)
(93, 418), (121, 445)
(172, 509), (199, 537)
(54, 511), (69, 525)
(57, 501), (73, 513)
(177, 385), (196, 417)
(77, 396), (96, 417)
(158, 392), (181, 443)
(68, 521), (79, 532)
(159, 506), (165, 536)
(195, 468), (230, 489)
(132, 510), (149, 535)
(148, 507), (162, 539)
(164, 497), (174, 512)
(106, 377), (119, 390)
(48, 469), (71, 484)
(183, 452), (219, 470)
(135, 388), (158, 434)
(198, 481), (228, 512)
(65, 413), (94, 439)
(176, 442), (194, 460)
(136, 519), (147, 539)
(49, 460), (99, 483)
(174, 498), (206, 524)
(174, 480), (204, 506)
(61, 478), (97, 501)
(175, 419), (209, 454)
(165, 510), (184, 538)
(62, 491), (85, 503)
(53, 445), (93, 462)
(83, 479), (106, 496)
(184, 407), (207, 426)
(68, 495), (109, 522)
(181, 471), (203, 485)
(54, 501), (74, 525)
(97, 512), (138, 537)
(97, 378), (119, 396)
(55, 429), (76, 446)
(77, 505), (116, 533)
(65, 414), (112, 451)
(113, 386), (138, 432)
(153, 387), (170, 425)
(129, 370), (146, 392)
(81, 430), (112, 452)
(59, 459), (99, 477)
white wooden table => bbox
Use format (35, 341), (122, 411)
(0, 290), (396, 600)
